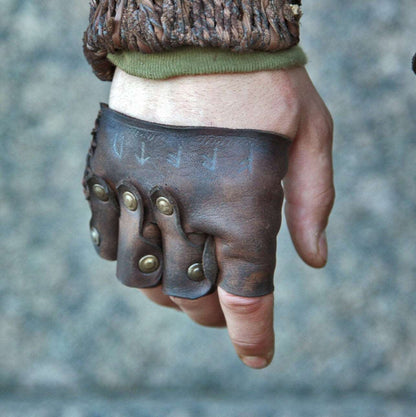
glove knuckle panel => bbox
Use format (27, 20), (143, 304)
(215, 236), (276, 297)
(83, 104), (290, 298)
(116, 181), (163, 289)
(151, 188), (216, 299)
(85, 175), (119, 260)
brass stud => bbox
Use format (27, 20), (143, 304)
(187, 263), (205, 282)
(90, 227), (100, 246)
(92, 184), (109, 201)
(138, 255), (160, 273)
(156, 197), (174, 215)
(122, 191), (138, 211)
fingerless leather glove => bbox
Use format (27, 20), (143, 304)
(83, 104), (290, 299)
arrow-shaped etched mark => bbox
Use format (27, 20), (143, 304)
(239, 145), (254, 174)
(112, 132), (124, 159)
(136, 142), (151, 165)
(167, 147), (182, 168)
(202, 148), (217, 171)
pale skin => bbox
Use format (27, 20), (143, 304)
(109, 66), (335, 369)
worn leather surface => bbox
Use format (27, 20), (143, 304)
(83, 104), (290, 299)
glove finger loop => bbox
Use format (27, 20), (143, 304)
(151, 187), (217, 299)
(116, 181), (163, 289)
(215, 234), (277, 297)
(86, 175), (119, 260)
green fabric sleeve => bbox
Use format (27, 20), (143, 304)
(107, 46), (307, 80)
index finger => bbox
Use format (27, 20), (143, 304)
(218, 287), (275, 369)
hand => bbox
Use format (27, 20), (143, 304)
(86, 66), (334, 369)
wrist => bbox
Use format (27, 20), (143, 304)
(109, 67), (304, 137)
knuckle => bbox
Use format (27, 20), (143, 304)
(316, 112), (334, 139)
(220, 292), (265, 315)
(231, 333), (271, 356)
(316, 184), (336, 209)
(302, 185), (335, 219)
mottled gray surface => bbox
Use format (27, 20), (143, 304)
(1, 392), (415, 417)
(1, 0), (415, 414)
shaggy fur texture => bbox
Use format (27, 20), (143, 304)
(83, 0), (301, 81)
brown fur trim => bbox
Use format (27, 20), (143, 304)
(83, 0), (301, 81)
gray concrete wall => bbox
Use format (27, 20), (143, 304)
(1, 0), (415, 415)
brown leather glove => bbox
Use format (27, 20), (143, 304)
(83, 104), (290, 299)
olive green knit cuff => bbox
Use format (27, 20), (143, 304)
(107, 46), (307, 80)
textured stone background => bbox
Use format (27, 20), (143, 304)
(1, 0), (415, 415)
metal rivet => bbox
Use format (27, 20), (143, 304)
(122, 191), (138, 211)
(90, 227), (100, 246)
(138, 255), (160, 273)
(156, 197), (174, 215)
(92, 184), (109, 201)
(187, 263), (205, 282)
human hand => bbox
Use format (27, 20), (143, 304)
(84, 66), (334, 369)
